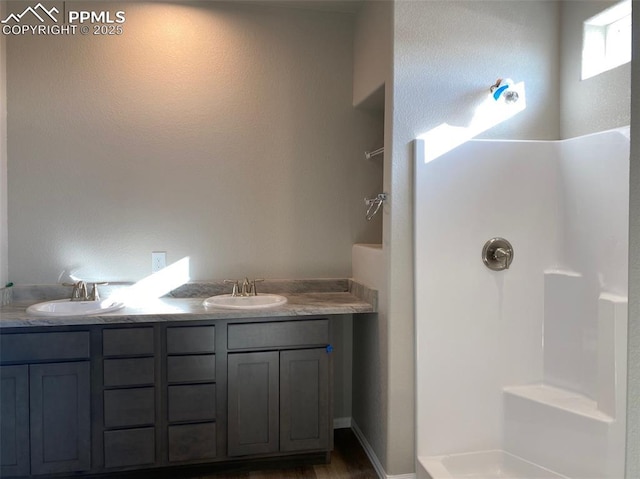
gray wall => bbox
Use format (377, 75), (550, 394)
(330, 315), (353, 422)
(625, 0), (639, 475)
(0, 0), (7, 287)
(353, 0), (390, 108)
(351, 1), (391, 475)
(560, 1), (631, 138)
(5, 1), (383, 284)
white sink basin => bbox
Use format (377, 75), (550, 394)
(26, 299), (125, 317)
(203, 294), (287, 310)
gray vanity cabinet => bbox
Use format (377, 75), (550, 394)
(279, 348), (329, 452)
(29, 361), (91, 475)
(0, 316), (334, 477)
(227, 351), (280, 456)
(227, 319), (331, 457)
(0, 331), (91, 477)
(0, 365), (29, 477)
(100, 325), (220, 470)
(166, 325), (218, 464)
(101, 327), (157, 470)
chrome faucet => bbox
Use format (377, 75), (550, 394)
(64, 281), (107, 301)
(248, 279), (264, 296)
(241, 278), (251, 296)
(224, 278), (264, 297)
(89, 282), (108, 301)
(64, 280), (88, 301)
(224, 279), (240, 297)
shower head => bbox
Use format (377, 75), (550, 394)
(490, 78), (519, 104)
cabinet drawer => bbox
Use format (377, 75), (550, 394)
(227, 320), (329, 350)
(104, 388), (155, 428)
(103, 328), (154, 357)
(0, 332), (89, 363)
(168, 423), (216, 463)
(168, 384), (216, 423)
(167, 355), (216, 383)
(167, 326), (215, 354)
(104, 428), (155, 468)
(104, 358), (154, 387)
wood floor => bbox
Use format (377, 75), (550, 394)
(199, 428), (378, 479)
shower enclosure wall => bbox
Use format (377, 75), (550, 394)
(414, 128), (629, 479)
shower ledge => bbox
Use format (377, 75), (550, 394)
(503, 384), (613, 423)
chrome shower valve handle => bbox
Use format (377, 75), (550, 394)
(482, 238), (514, 271)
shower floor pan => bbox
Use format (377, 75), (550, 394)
(418, 450), (568, 479)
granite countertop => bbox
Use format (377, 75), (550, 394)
(0, 279), (377, 328)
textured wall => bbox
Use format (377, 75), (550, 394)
(560, 1), (631, 139)
(330, 314), (354, 422)
(350, 1), (391, 475)
(352, 0), (391, 107)
(351, 245), (387, 476)
(0, 0), (7, 286)
(6, 1), (383, 284)
(394, 0), (561, 144)
(625, 0), (639, 475)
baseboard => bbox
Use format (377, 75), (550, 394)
(350, 419), (416, 479)
(333, 417), (352, 429)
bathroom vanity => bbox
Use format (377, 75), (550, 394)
(0, 318), (331, 477)
(0, 282), (375, 478)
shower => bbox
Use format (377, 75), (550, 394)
(414, 127), (629, 479)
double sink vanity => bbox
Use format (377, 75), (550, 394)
(0, 279), (376, 478)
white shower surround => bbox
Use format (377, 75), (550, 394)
(414, 128), (629, 479)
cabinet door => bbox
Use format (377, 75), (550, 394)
(227, 351), (279, 456)
(0, 365), (30, 477)
(280, 349), (330, 452)
(30, 362), (91, 475)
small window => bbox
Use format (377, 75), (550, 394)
(582, 0), (632, 80)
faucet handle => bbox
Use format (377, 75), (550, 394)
(493, 247), (512, 269)
(89, 282), (108, 301)
(224, 279), (240, 297)
(241, 277), (251, 296)
(63, 281), (86, 300)
(249, 279), (264, 296)
(62, 282), (78, 300)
